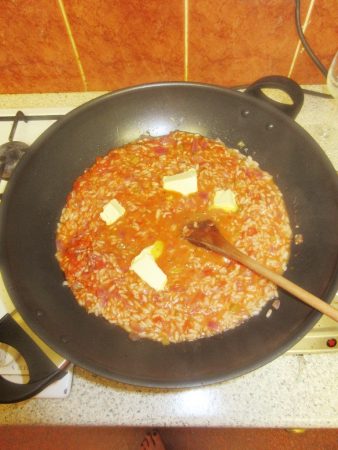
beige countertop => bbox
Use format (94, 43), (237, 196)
(0, 85), (337, 427)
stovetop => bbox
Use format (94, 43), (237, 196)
(0, 107), (337, 398)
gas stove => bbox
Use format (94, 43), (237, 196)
(0, 108), (337, 399)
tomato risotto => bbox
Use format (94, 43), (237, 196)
(56, 131), (292, 343)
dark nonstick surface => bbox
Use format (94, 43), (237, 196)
(1, 82), (337, 388)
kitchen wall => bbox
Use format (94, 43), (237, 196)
(0, 0), (337, 94)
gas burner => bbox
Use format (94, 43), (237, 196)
(0, 112), (29, 180)
(0, 111), (63, 185)
(0, 141), (29, 180)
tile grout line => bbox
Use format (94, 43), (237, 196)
(184, 0), (189, 81)
(288, 0), (316, 77)
(57, 0), (88, 91)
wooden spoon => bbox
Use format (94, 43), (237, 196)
(184, 219), (338, 323)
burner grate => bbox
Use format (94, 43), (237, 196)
(0, 111), (64, 186)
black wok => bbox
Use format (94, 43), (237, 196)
(0, 76), (337, 403)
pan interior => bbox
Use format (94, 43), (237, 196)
(1, 83), (337, 387)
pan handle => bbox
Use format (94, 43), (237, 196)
(0, 314), (67, 403)
(244, 76), (304, 119)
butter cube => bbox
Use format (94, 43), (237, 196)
(210, 189), (238, 212)
(163, 168), (198, 196)
(130, 245), (167, 291)
(100, 199), (125, 225)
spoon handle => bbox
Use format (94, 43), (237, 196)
(197, 239), (338, 323)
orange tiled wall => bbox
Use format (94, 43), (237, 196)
(0, 0), (337, 94)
